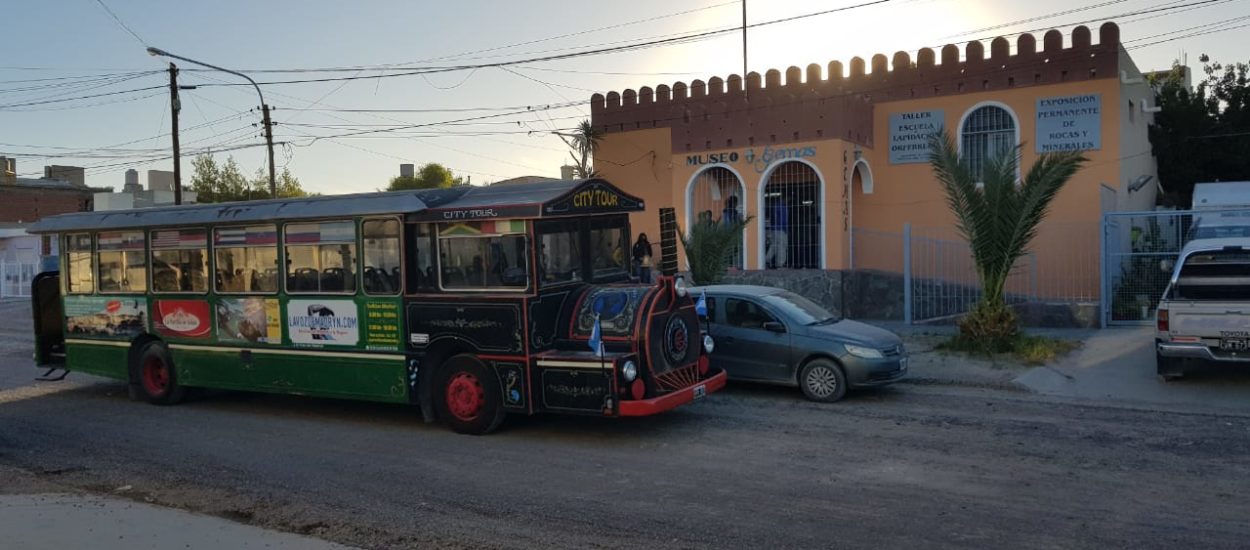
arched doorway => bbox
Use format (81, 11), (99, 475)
(687, 166), (746, 269)
(760, 161), (823, 269)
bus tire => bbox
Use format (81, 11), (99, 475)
(435, 354), (505, 435)
(133, 341), (186, 405)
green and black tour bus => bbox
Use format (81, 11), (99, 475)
(28, 177), (725, 434)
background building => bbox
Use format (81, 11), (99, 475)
(93, 169), (196, 211)
(0, 156), (107, 296)
(591, 22), (1156, 318)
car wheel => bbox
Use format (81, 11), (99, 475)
(133, 341), (186, 405)
(1156, 353), (1185, 382)
(435, 354), (506, 435)
(799, 358), (848, 403)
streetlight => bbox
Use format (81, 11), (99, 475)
(146, 47), (277, 199)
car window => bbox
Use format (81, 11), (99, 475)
(705, 296), (717, 322)
(764, 291), (836, 325)
(725, 298), (778, 329)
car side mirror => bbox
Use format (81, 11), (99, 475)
(763, 321), (786, 333)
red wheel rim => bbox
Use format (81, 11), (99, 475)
(445, 372), (484, 422)
(141, 355), (169, 397)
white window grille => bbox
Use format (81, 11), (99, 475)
(688, 166), (745, 269)
(762, 162), (822, 269)
(960, 105), (1016, 181)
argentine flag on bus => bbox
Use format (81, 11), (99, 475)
(588, 313), (604, 358)
(695, 290), (708, 318)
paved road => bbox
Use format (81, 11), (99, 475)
(2, 299), (1250, 549)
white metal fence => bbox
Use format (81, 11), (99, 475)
(0, 260), (38, 298)
(852, 221), (1100, 323)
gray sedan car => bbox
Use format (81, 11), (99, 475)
(694, 285), (907, 402)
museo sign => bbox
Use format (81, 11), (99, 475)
(1036, 94), (1101, 153)
(888, 109), (944, 164)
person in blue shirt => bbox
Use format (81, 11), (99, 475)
(765, 195), (789, 268)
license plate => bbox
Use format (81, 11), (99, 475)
(693, 384), (707, 399)
(1220, 338), (1248, 351)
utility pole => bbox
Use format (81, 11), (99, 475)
(742, 0), (748, 100)
(168, 62), (182, 205)
(146, 47), (277, 198)
(261, 104), (276, 198)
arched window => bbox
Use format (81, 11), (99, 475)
(762, 162), (822, 269)
(688, 166), (745, 268)
(960, 104), (1017, 180)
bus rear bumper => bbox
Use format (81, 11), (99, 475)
(618, 368), (727, 417)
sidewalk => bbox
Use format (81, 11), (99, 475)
(868, 320), (1250, 414)
(879, 321), (1097, 391)
(0, 467), (349, 550)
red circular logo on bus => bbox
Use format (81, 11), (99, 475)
(664, 316), (689, 364)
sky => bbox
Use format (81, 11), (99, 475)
(2, 0), (1247, 195)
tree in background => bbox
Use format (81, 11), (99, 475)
(1149, 56), (1250, 206)
(557, 120), (603, 178)
(189, 153), (307, 202)
(253, 167), (309, 199)
(387, 162), (463, 190)
(929, 131), (1086, 352)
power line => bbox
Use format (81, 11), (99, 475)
(1129, 20), (1250, 49)
(1, 90), (164, 112)
(0, 84), (164, 110)
(93, 0), (149, 47)
(0, 71), (160, 93)
(408, 1), (738, 65)
(940, 0), (1130, 39)
(1122, 13), (1250, 44)
(192, 0), (896, 87)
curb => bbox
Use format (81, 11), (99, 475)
(896, 376), (1032, 393)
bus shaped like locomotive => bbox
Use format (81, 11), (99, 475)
(28, 178), (725, 434)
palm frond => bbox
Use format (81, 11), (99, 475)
(928, 130), (1086, 310)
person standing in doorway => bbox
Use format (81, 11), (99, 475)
(721, 195), (742, 226)
(765, 195), (789, 268)
(632, 233), (654, 284)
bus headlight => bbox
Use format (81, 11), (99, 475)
(702, 334), (715, 354)
(621, 360), (638, 382)
(674, 276), (689, 297)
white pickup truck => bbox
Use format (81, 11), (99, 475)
(1155, 238), (1250, 380)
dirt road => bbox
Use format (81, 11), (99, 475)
(2, 299), (1248, 549)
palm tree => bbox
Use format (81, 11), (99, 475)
(928, 131), (1087, 350)
(679, 215), (752, 285)
(557, 120), (604, 178)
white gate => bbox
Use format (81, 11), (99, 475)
(1101, 208), (1250, 326)
(0, 260), (37, 298)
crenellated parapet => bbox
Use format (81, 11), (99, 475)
(590, 22), (1122, 154)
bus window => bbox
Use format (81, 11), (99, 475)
(65, 233), (93, 294)
(97, 231), (147, 293)
(214, 225), (279, 294)
(410, 223), (436, 292)
(150, 228), (209, 293)
(438, 221), (529, 290)
(536, 220), (582, 284)
(362, 219), (401, 295)
(589, 217), (628, 280)
(285, 221), (357, 294)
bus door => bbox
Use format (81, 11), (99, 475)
(32, 271), (65, 367)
